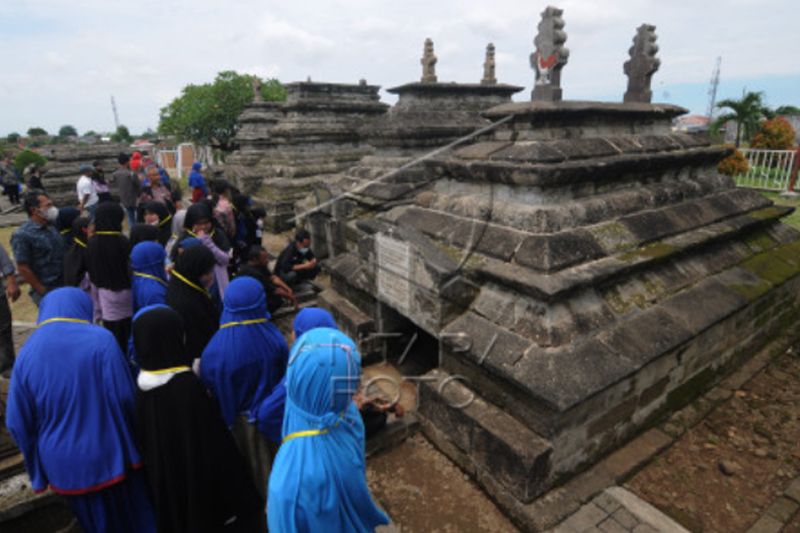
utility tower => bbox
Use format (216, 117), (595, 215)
(111, 95), (120, 130)
(706, 56), (722, 119)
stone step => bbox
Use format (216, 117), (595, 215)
(317, 288), (376, 352)
(417, 368), (553, 504)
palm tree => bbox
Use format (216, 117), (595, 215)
(713, 91), (770, 147)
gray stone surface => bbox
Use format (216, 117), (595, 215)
(420, 38), (438, 83)
(531, 6), (569, 101)
(623, 25), (660, 104)
(481, 43), (497, 85)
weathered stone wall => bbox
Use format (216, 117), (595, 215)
(38, 143), (127, 206)
(320, 100), (800, 525)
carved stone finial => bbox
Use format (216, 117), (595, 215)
(623, 24), (660, 103)
(530, 6), (569, 101)
(481, 43), (497, 85)
(421, 38), (438, 83)
(251, 77), (263, 102)
(359, 78), (367, 86)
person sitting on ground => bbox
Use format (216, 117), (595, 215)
(188, 161), (208, 203)
(11, 191), (65, 306)
(275, 229), (320, 289)
(133, 306), (261, 533)
(6, 288), (156, 532)
(267, 325), (390, 532)
(237, 245), (297, 314)
(201, 277), (289, 524)
(63, 215), (91, 289)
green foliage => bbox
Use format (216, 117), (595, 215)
(13, 149), (47, 174)
(84, 130), (98, 137)
(110, 125), (132, 144)
(775, 105), (800, 116)
(5, 133), (20, 144)
(718, 147), (749, 177)
(158, 71), (286, 150)
(713, 92), (770, 147)
(27, 127), (48, 137)
(58, 125), (78, 137)
(751, 117), (796, 150)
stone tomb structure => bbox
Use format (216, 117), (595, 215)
(321, 99), (800, 525)
(298, 78), (524, 258)
(225, 81), (389, 231)
(38, 143), (127, 206)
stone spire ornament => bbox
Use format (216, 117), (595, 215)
(251, 77), (263, 103)
(481, 43), (497, 85)
(530, 6), (569, 101)
(421, 38), (438, 83)
(623, 24), (660, 103)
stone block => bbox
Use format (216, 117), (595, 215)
(747, 515), (784, 533)
(598, 307), (693, 369)
(515, 230), (605, 272)
(441, 312), (531, 369)
(764, 496), (799, 522)
(661, 278), (747, 335)
(785, 477), (800, 504)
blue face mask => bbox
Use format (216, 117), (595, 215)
(298, 247), (310, 254)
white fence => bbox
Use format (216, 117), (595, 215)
(734, 149), (797, 191)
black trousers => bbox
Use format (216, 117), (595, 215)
(0, 294), (15, 373)
(279, 265), (320, 288)
(103, 318), (131, 353)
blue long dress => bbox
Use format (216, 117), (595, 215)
(5, 287), (156, 532)
(267, 327), (390, 532)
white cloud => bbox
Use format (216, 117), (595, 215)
(1, 0), (798, 134)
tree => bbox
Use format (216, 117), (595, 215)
(158, 71), (286, 151)
(713, 91), (770, 147)
(58, 125), (78, 137)
(13, 149), (47, 174)
(110, 125), (132, 144)
(751, 117), (796, 150)
(27, 127), (48, 137)
(775, 105), (800, 116)
(5, 133), (20, 144)
(84, 130), (98, 137)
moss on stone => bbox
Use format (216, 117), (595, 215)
(748, 205), (791, 221)
(727, 280), (773, 302)
(588, 222), (636, 254)
(742, 230), (776, 253)
(619, 241), (677, 263)
(740, 252), (798, 286)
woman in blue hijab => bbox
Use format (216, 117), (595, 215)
(201, 276), (288, 520)
(5, 288), (156, 532)
(254, 307), (337, 444)
(131, 242), (168, 313)
(267, 327), (390, 532)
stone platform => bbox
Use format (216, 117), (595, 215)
(321, 99), (800, 530)
(226, 81), (389, 231)
(38, 143), (127, 207)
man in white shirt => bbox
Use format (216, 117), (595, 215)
(76, 163), (98, 217)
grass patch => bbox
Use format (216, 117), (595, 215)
(760, 191), (800, 230)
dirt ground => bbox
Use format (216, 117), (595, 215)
(368, 434), (518, 532)
(628, 349), (800, 532)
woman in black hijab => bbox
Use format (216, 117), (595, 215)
(166, 245), (219, 361)
(142, 201), (172, 247)
(63, 216), (90, 288)
(87, 202), (132, 349)
(129, 223), (160, 248)
(56, 206), (81, 248)
(133, 307), (261, 533)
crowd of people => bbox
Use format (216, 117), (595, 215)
(0, 153), (401, 532)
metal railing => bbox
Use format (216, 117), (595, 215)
(735, 149), (797, 191)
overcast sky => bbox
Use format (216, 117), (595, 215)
(1, 0), (798, 135)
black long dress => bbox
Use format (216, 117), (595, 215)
(133, 307), (261, 533)
(165, 245), (219, 361)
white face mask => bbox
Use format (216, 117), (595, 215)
(298, 247), (310, 254)
(42, 206), (59, 223)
